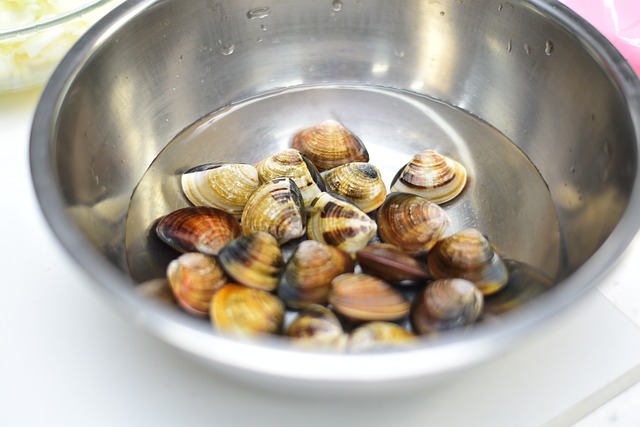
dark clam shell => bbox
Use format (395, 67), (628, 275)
(156, 206), (242, 255)
(356, 243), (431, 285)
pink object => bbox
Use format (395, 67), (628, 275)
(561, 0), (640, 75)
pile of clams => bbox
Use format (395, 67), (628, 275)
(153, 119), (512, 352)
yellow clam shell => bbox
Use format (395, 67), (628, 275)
(322, 162), (387, 213)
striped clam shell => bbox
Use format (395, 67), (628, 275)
(181, 163), (260, 217)
(306, 192), (377, 254)
(241, 178), (306, 245)
(286, 304), (348, 351)
(256, 149), (325, 206)
(217, 232), (284, 292)
(348, 321), (416, 352)
(427, 228), (509, 296)
(376, 192), (451, 255)
(321, 162), (387, 213)
(391, 149), (467, 204)
(155, 206), (242, 255)
(291, 120), (369, 172)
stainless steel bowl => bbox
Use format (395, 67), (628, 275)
(30, 0), (640, 392)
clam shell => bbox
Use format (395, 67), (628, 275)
(167, 252), (227, 316)
(286, 304), (348, 351)
(217, 232), (285, 292)
(181, 163), (260, 217)
(256, 149), (326, 206)
(307, 192), (378, 254)
(241, 178), (306, 244)
(321, 162), (387, 213)
(348, 321), (416, 352)
(391, 149), (467, 204)
(356, 243), (431, 285)
(156, 206), (242, 255)
(328, 273), (410, 322)
(411, 278), (484, 335)
(376, 193), (451, 255)
(210, 284), (285, 337)
(278, 240), (355, 309)
(291, 120), (369, 171)
(428, 228), (509, 296)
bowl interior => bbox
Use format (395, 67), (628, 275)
(31, 0), (640, 385)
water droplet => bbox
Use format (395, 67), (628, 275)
(261, 24), (268, 31)
(570, 165), (576, 173)
(440, 11), (445, 16)
(246, 6), (271, 19)
(221, 44), (235, 55)
(497, 4), (503, 11)
(172, 87), (176, 91)
(332, 0), (343, 12)
(507, 39), (512, 52)
(257, 37), (263, 43)
(394, 50), (405, 58)
(545, 40), (553, 56)
(524, 43), (531, 55)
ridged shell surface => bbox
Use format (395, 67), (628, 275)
(210, 284), (285, 337)
(376, 193), (451, 255)
(307, 192), (378, 254)
(391, 149), (467, 204)
(428, 228), (509, 296)
(241, 178), (306, 244)
(322, 162), (387, 213)
(166, 252), (227, 316)
(256, 149), (325, 206)
(156, 206), (242, 255)
(328, 273), (410, 322)
(217, 232), (284, 292)
(181, 163), (260, 217)
(278, 240), (355, 309)
(291, 120), (369, 171)
(348, 321), (416, 352)
(411, 278), (484, 335)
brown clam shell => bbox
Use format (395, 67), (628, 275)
(376, 193), (451, 255)
(278, 240), (355, 309)
(256, 149), (326, 206)
(286, 304), (348, 351)
(217, 232), (285, 292)
(156, 206), (242, 255)
(428, 228), (509, 296)
(241, 178), (306, 244)
(356, 243), (431, 285)
(167, 252), (228, 316)
(307, 192), (378, 254)
(210, 284), (285, 337)
(391, 149), (467, 204)
(348, 321), (416, 352)
(181, 163), (260, 217)
(291, 120), (369, 171)
(328, 273), (410, 322)
(322, 162), (387, 213)
(411, 278), (484, 335)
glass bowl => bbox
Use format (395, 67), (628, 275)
(0, 0), (125, 93)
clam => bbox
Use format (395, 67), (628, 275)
(328, 273), (410, 322)
(241, 178), (306, 244)
(181, 163), (260, 217)
(166, 252), (228, 316)
(391, 149), (467, 204)
(428, 228), (508, 296)
(321, 162), (387, 213)
(307, 192), (377, 254)
(156, 206), (242, 255)
(348, 322), (416, 352)
(256, 149), (326, 206)
(376, 193), (451, 255)
(356, 243), (431, 285)
(411, 278), (484, 335)
(291, 120), (369, 171)
(210, 284), (285, 337)
(278, 240), (355, 309)
(286, 304), (348, 351)
(217, 232), (284, 292)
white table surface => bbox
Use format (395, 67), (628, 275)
(2, 87), (640, 427)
